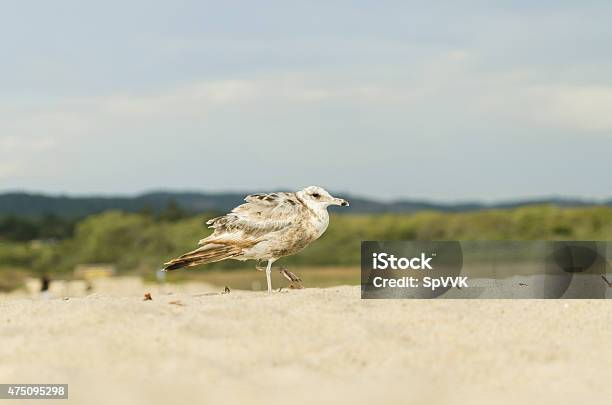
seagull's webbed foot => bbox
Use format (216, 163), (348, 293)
(279, 267), (303, 289)
(254, 261), (303, 289)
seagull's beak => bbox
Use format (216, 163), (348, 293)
(333, 198), (349, 207)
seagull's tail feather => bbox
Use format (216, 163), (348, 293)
(163, 244), (241, 271)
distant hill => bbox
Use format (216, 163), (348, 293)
(0, 191), (609, 218)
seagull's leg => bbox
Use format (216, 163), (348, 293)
(265, 259), (274, 293)
(280, 267), (303, 289)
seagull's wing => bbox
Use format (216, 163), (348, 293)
(164, 192), (304, 270)
(199, 192), (303, 246)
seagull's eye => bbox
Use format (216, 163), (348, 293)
(312, 193), (320, 198)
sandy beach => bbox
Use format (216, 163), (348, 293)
(1, 279), (612, 405)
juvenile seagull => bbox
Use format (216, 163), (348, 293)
(163, 186), (349, 292)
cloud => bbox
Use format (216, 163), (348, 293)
(475, 79), (612, 133)
(0, 134), (58, 151)
(0, 136), (54, 181)
(3, 55), (612, 175)
(1, 73), (419, 129)
(99, 75), (420, 116)
(1, 49), (612, 198)
(0, 162), (20, 179)
(529, 85), (612, 131)
(3, 50), (612, 151)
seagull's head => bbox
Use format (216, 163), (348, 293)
(298, 186), (349, 209)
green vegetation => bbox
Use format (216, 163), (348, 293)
(0, 214), (77, 241)
(1, 204), (611, 290)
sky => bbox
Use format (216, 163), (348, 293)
(1, 1), (611, 202)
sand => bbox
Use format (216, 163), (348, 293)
(1, 278), (612, 405)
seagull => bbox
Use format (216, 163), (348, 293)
(163, 186), (349, 292)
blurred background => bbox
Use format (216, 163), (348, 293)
(1, 1), (611, 294)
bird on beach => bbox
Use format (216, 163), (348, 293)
(163, 186), (349, 292)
